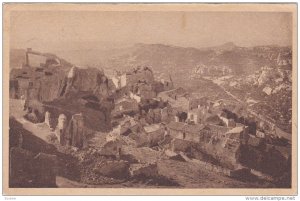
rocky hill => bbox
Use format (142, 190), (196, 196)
(40, 43), (291, 92)
(98, 43), (291, 78)
(215, 65), (292, 133)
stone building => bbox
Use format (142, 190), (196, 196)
(188, 97), (211, 110)
(186, 106), (209, 124)
(166, 121), (206, 143)
(187, 109), (201, 124)
(217, 111), (237, 127)
(183, 124), (206, 142)
(167, 121), (186, 139)
(113, 98), (139, 117)
(143, 124), (165, 146)
(222, 126), (249, 145)
(219, 116), (236, 127)
(126, 66), (154, 85)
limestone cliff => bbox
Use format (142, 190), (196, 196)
(10, 53), (116, 132)
(60, 67), (115, 101)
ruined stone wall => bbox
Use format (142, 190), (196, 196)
(42, 98), (112, 132)
(9, 118), (58, 187)
(126, 68), (154, 85)
(195, 136), (242, 169)
(10, 66), (68, 102)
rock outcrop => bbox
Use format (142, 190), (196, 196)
(9, 117), (58, 187)
(99, 139), (123, 158)
(55, 114), (68, 145)
(129, 163), (159, 178)
(10, 50), (116, 127)
(65, 113), (86, 149)
(44, 111), (51, 128)
(10, 51), (115, 132)
(93, 160), (130, 179)
(60, 67), (115, 101)
(10, 147), (57, 188)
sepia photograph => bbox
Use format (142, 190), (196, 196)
(2, 3), (297, 196)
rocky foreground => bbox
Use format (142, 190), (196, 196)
(10, 99), (275, 188)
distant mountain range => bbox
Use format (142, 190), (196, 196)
(10, 42), (292, 80)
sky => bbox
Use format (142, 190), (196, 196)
(10, 11), (292, 50)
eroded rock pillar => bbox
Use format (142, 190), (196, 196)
(55, 114), (67, 145)
(66, 113), (86, 149)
